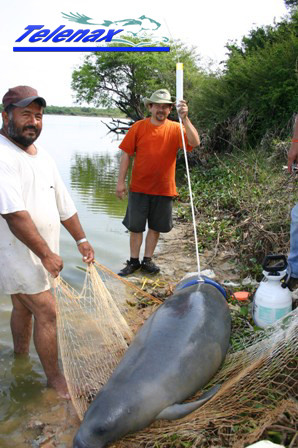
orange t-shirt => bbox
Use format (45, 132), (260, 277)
(119, 118), (193, 196)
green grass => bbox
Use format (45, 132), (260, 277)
(176, 143), (297, 279)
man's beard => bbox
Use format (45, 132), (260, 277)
(7, 119), (41, 147)
(156, 112), (166, 121)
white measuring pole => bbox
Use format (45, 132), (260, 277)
(176, 62), (184, 106)
(176, 62), (202, 279)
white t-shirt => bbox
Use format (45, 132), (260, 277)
(0, 134), (77, 294)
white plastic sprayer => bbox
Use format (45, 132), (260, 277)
(176, 62), (202, 281)
(253, 255), (292, 328)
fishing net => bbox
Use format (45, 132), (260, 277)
(54, 263), (297, 448)
(54, 262), (161, 419)
(126, 306), (297, 448)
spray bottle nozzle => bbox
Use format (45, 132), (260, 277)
(262, 254), (288, 273)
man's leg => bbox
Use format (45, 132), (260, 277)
(130, 231), (143, 258)
(118, 231), (143, 276)
(11, 290), (69, 398)
(141, 229), (161, 274)
(144, 229), (160, 258)
(11, 295), (32, 354)
(119, 192), (148, 276)
(288, 204), (298, 276)
(287, 204), (298, 290)
(140, 195), (173, 274)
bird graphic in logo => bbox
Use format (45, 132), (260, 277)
(60, 12), (169, 46)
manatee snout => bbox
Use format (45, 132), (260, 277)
(73, 433), (87, 448)
(73, 431), (104, 448)
(73, 433), (89, 448)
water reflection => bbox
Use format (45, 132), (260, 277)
(70, 152), (130, 218)
(0, 351), (44, 421)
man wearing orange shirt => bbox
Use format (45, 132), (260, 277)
(116, 89), (200, 276)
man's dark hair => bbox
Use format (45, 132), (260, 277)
(4, 104), (15, 114)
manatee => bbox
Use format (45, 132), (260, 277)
(73, 280), (231, 448)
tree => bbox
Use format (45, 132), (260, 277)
(284, 0), (298, 8)
(71, 38), (202, 121)
(191, 11), (298, 149)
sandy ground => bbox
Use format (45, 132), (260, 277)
(157, 220), (241, 284)
(22, 220), (242, 448)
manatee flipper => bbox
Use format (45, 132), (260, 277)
(155, 384), (221, 420)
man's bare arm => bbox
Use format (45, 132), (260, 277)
(182, 116), (200, 147)
(177, 100), (200, 147)
(61, 213), (94, 263)
(116, 152), (131, 199)
(2, 210), (63, 277)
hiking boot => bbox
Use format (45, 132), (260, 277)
(286, 276), (298, 291)
(118, 260), (141, 277)
(141, 258), (160, 274)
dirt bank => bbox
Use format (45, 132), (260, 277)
(157, 220), (241, 284)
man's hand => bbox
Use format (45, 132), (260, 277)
(176, 100), (188, 120)
(288, 144), (298, 173)
(61, 214), (94, 263)
(288, 115), (298, 173)
(77, 241), (94, 263)
(116, 152), (130, 199)
(40, 251), (63, 277)
(116, 181), (127, 199)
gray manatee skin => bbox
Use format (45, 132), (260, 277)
(73, 282), (231, 448)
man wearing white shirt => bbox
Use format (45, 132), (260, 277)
(0, 85), (94, 398)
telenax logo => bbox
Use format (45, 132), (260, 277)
(13, 12), (170, 52)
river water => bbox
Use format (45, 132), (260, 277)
(0, 115), (133, 446)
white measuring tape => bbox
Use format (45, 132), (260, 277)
(176, 62), (202, 280)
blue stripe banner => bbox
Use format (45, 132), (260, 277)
(13, 46), (170, 52)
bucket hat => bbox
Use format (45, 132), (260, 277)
(2, 86), (46, 109)
(143, 89), (173, 107)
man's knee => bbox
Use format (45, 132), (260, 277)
(11, 294), (32, 318)
(148, 228), (160, 237)
(35, 295), (56, 323)
(13, 290), (56, 322)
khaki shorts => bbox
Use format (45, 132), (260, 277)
(123, 192), (173, 233)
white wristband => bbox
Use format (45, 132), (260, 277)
(76, 237), (87, 246)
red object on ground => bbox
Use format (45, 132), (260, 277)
(233, 291), (251, 301)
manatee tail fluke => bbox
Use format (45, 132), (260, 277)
(155, 384), (221, 420)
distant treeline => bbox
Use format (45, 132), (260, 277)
(44, 105), (126, 117)
(0, 104), (126, 118)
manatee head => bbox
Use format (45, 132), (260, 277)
(73, 417), (113, 448)
(73, 392), (135, 448)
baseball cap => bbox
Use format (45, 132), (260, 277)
(2, 86), (46, 109)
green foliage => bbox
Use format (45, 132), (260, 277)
(177, 145), (297, 278)
(44, 105), (125, 117)
(191, 12), (298, 149)
(71, 37), (202, 121)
